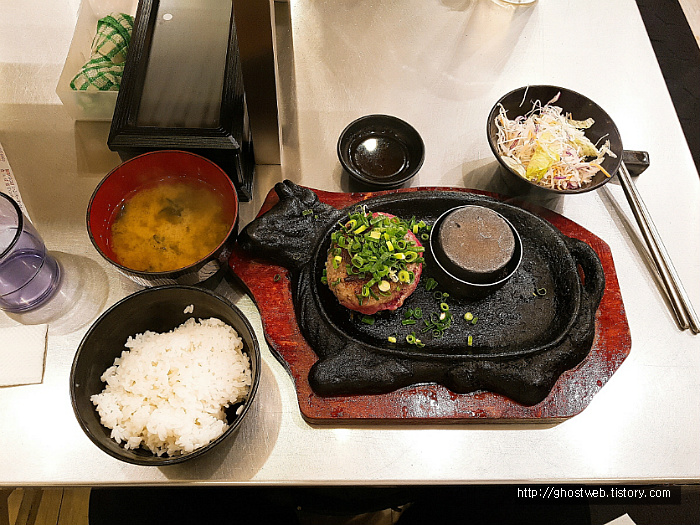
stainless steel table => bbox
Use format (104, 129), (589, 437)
(1, 0), (699, 486)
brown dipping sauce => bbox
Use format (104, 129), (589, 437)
(351, 135), (409, 179)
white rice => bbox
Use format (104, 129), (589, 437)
(91, 317), (252, 456)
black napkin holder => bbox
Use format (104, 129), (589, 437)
(107, 0), (255, 201)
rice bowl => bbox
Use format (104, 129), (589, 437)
(70, 285), (261, 465)
(91, 317), (252, 457)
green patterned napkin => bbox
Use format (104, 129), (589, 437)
(70, 13), (134, 92)
(90, 13), (133, 64)
(70, 56), (124, 91)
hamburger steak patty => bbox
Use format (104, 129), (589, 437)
(325, 212), (423, 315)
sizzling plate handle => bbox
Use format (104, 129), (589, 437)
(565, 237), (606, 308)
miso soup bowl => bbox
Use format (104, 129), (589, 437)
(87, 150), (239, 286)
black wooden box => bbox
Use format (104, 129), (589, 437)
(108, 0), (255, 200)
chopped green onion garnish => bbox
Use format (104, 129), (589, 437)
(325, 206), (427, 300)
(425, 278), (438, 292)
(388, 336), (397, 343)
(361, 315), (375, 325)
(423, 308), (453, 339)
(464, 312), (473, 321)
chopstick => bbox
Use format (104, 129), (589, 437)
(617, 161), (700, 333)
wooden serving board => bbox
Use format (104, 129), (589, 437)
(228, 186), (631, 423)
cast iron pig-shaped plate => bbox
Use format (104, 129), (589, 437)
(233, 181), (631, 420)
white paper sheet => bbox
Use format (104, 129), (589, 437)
(0, 141), (29, 219)
(0, 324), (48, 386)
(605, 514), (637, 525)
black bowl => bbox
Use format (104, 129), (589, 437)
(487, 85), (623, 195)
(70, 285), (261, 465)
(337, 115), (425, 189)
(429, 205), (523, 298)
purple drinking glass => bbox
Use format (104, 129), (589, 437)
(0, 192), (61, 312)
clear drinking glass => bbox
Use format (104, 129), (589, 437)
(0, 192), (61, 312)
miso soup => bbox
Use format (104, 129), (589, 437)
(110, 178), (231, 272)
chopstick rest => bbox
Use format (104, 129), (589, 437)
(0, 324), (48, 386)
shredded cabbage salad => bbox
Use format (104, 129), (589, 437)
(494, 93), (617, 191)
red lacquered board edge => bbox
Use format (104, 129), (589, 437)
(228, 186), (631, 423)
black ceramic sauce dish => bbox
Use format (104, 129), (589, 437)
(337, 115), (425, 189)
(487, 85), (624, 195)
(70, 285), (261, 465)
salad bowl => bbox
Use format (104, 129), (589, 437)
(487, 85), (624, 195)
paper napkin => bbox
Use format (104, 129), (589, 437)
(0, 324), (48, 386)
(605, 514), (637, 525)
(0, 141), (29, 218)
